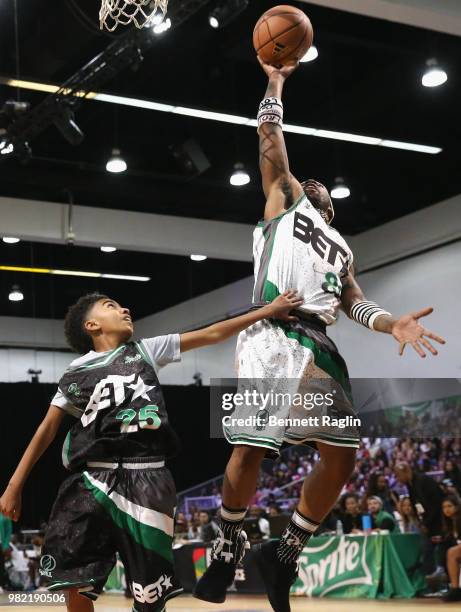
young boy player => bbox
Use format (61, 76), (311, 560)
(0, 290), (302, 612)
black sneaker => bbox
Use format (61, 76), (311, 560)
(193, 529), (249, 603)
(253, 540), (298, 612)
(443, 587), (461, 602)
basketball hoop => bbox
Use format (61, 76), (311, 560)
(99, 0), (169, 32)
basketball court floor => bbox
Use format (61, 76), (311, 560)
(15, 594), (448, 611)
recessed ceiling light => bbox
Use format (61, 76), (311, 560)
(300, 46), (318, 63)
(100, 246), (117, 253)
(190, 254), (207, 261)
(2, 236), (20, 244)
(331, 177), (350, 199)
(106, 148), (127, 173)
(422, 58), (448, 88)
(230, 163), (250, 187)
(9, 284), (24, 302)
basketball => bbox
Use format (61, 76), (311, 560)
(253, 5), (314, 66)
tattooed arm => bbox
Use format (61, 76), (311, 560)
(258, 57), (304, 221)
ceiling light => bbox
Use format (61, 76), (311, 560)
(300, 45), (318, 63)
(0, 142), (14, 156)
(150, 13), (164, 26)
(331, 177), (350, 199)
(422, 58), (447, 88)
(2, 236), (20, 244)
(208, 0), (248, 30)
(153, 17), (171, 34)
(0, 78), (442, 155)
(0, 265), (149, 282)
(100, 246), (117, 253)
(8, 284), (24, 302)
(190, 254), (207, 261)
(106, 148), (127, 173)
(209, 15), (219, 28)
(230, 163), (250, 187)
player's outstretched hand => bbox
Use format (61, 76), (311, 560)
(265, 290), (303, 321)
(257, 55), (299, 80)
(391, 307), (446, 358)
(0, 485), (22, 522)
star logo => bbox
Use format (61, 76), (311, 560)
(128, 375), (155, 402)
(162, 575), (172, 590)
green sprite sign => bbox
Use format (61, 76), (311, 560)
(293, 535), (378, 598)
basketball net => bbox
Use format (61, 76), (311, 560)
(99, 0), (169, 32)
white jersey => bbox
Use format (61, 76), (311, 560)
(252, 193), (353, 325)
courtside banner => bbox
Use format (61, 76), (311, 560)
(209, 378), (461, 439)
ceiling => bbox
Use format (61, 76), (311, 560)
(0, 0), (459, 322)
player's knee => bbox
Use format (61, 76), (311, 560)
(322, 447), (356, 481)
(231, 444), (266, 469)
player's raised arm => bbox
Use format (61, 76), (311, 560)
(0, 405), (64, 522)
(257, 57), (304, 220)
(340, 266), (446, 358)
(180, 291), (303, 352)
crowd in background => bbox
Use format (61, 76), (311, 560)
(177, 437), (461, 596)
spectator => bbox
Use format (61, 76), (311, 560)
(444, 460), (461, 495)
(267, 504), (282, 517)
(395, 496), (420, 534)
(248, 505), (270, 540)
(366, 472), (396, 513)
(395, 462), (444, 536)
(174, 512), (188, 538)
(198, 511), (218, 543)
(440, 496), (461, 602)
(395, 461), (445, 573)
(340, 493), (362, 534)
(367, 496), (397, 532)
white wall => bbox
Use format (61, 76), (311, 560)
(0, 349), (76, 384)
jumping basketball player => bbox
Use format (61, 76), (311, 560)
(0, 290), (302, 612)
(194, 57), (446, 612)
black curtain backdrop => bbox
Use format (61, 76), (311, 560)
(0, 383), (231, 530)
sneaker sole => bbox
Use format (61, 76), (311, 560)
(192, 589), (226, 604)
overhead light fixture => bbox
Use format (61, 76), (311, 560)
(150, 13), (164, 27)
(331, 177), (350, 200)
(190, 254), (207, 261)
(300, 45), (318, 63)
(106, 148), (127, 173)
(422, 58), (448, 88)
(8, 284), (24, 302)
(208, 0), (249, 29)
(100, 246), (117, 253)
(153, 17), (171, 34)
(2, 236), (20, 244)
(230, 163), (250, 187)
(0, 78), (442, 155)
(0, 265), (149, 282)
(0, 141), (14, 156)
(209, 15), (219, 28)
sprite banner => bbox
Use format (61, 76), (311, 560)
(292, 534), (425, 599)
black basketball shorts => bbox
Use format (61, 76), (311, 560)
(39, 457), (182, 611)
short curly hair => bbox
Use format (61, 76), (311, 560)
(64, 293), (108, 354)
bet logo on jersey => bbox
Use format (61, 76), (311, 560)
(293, 211), (349, 274)
(81, 373), (155, 427)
